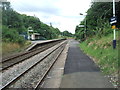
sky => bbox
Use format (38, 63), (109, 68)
(8, 0), (92, 34)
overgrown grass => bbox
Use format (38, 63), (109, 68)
(2, 41), (31, 57)
(79, 31), (119, 75)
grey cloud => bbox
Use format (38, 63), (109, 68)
(20, 6), (59, 14)
(11, 1), (60, 15)
(42, 15), (50, 19)
(60, 15), (83, 20)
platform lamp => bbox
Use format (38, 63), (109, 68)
(80, 13), (87, 39)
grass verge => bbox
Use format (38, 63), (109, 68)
(79, 31), (119, 87)
(2, 41), (31, 58)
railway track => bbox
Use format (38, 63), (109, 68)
(1, 40), (67, 89)
(34, 44), (65, 89)
(1, 40), (64, 71)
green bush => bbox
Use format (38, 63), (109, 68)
(2, 26), (25, 45)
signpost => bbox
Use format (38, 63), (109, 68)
(110, 17), (117, 24)
(110, 0), (117, 49)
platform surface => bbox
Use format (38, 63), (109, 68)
(26, 39), (61, 51)
(60, 39), (114, 88)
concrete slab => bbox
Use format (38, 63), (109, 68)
(26, 39), (63, 51)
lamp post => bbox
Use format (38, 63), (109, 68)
(80, 13), (87, 39)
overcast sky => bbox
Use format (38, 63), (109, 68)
(8, 0), (92, 34)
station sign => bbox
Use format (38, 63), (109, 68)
(79, 25), (85, 27)
(110, 17), (117, 24)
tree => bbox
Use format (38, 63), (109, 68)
(62, 30), (73, 37)
(2, 1), (64, 42)
(75, 2), (120, 40)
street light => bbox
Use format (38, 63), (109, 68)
(80, 13), (87, 39)
(80, 13), (83, 15)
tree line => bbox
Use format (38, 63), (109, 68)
(2, 2), (73, 44)
(75, 2), (120, 41)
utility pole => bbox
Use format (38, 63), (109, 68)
(113, 0), (116, 49)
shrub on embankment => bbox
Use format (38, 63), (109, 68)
(2, 26), (26, 45)
(2, 26), (30, 57)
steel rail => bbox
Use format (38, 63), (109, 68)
(34, 44), (66, 89)
(1, 40), (63, 63)
(1, 40), (63, 71)
(1, 41), (66, 89)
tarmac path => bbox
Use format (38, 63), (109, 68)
(60, 39), (114, 88)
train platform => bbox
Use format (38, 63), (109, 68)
(26, 39), (64, 51)
(60, 39), (114, 88)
